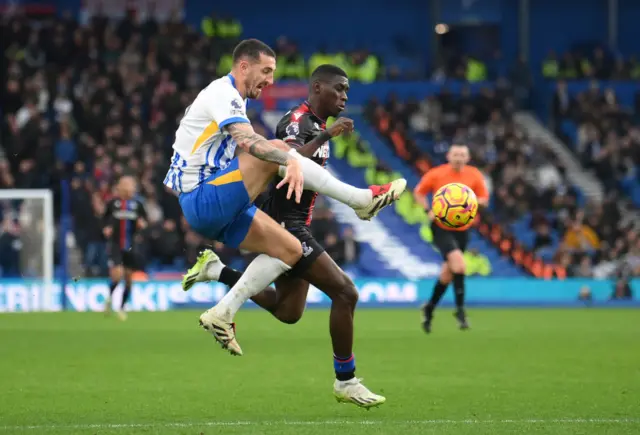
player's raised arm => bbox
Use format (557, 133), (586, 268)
(226, 122), (293, 166)
(294, 118), (353, 158)
(295, 131), (332, 158)
(225, 122), (304, 202)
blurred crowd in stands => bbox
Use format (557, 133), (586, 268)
(0, 13), (360, 277)
(550, 80), (640, 281)
(432, 52), (532, 85)
(542, 48), (640, 81)
(552, 81), (640, 192)
(432, 47), (639, 106)
(200, 14), (381, 83)
(0, 11), (638, 282)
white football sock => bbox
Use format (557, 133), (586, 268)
(203, 259), (225, 281)
(211, 254), (290, 321)
(279, 150), (372, 208)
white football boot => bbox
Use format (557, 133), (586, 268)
(199, 309), (243, 356)
(334, 378), (386, 409)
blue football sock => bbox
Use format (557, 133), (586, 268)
(334, 354), (356, 381)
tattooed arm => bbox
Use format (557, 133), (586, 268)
(225, 122), (304, 202)
(226, 122), (293, 166)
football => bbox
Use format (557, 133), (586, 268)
(431, 183), (478, 230)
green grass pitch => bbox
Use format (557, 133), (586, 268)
(1, 308), (639, 434)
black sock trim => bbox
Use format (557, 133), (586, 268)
(219, 266), (243, 287)
(336, 371), (356, 381)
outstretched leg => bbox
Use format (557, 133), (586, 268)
(238, 143), (406, 221)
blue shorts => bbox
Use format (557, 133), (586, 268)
(179, 158), (257, 248)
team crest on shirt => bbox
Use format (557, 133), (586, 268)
(231, 99), (242, 109)
(286, 122), (300, 137)
(230, 99), (244, 116)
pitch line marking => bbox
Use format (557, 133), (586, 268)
(1, 418), (639, 431)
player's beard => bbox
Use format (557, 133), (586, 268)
(245, 75), (263, 99)
(242, 84), (258, 99)
(249, 87), (261, 99)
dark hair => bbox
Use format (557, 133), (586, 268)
(232, 39), (276, 63)
(311, 64), (348, 82)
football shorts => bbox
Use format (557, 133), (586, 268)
(179, 158), (257, 248)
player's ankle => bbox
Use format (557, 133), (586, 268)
(334, 353), (356, 382)
(205, 261), (224, 281)
(336, 371), (356, 382)
(219, 266), (238, 285)
(210, 306), (233, 322)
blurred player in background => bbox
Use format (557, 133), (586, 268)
(183, 65), (385, 408)
(103, 175), (148, 320)
(165, 39), (405, 357)
(414, 145), (489, 332)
